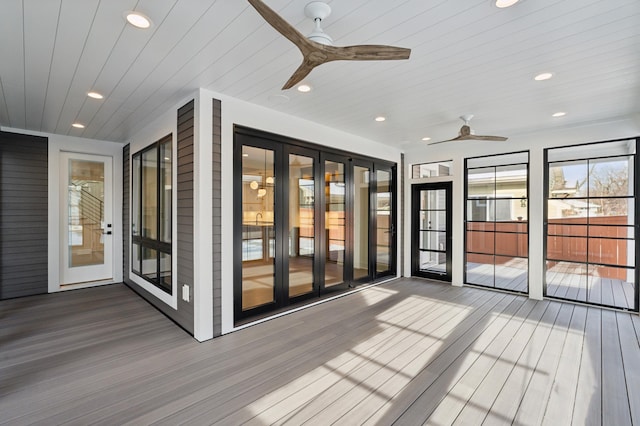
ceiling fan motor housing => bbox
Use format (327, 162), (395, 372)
(305, 2), (333, 45)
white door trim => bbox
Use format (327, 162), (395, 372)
(48, 135), (123, 293)
(59, 152), (113, 285)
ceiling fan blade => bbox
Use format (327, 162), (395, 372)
(282, 60), (317, 90)
(428, 136), (463, 145)
(469, 135), (508, 141)
(248, 0), (312, 52)
(325, 44), (411, 61)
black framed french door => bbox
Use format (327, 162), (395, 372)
(234, 135), (282, 318)
(234, 127), (398, 321)
(351, 159), (373, 284)
(320, 152), (350, 293)
(411, 182), (452, 281)
(374, 163), (397, 279)
(284, 145), (322, 304)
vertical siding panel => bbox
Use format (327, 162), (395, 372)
(0, 131), (48, 299)
(212, 98), (222, 337)
(123, 144), (130, 284)
(400, 153), (404, 277)
(176, 100), (195, 333)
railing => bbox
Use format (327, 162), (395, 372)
(78, 187), (103, 226)
(69, 182), (104, 253)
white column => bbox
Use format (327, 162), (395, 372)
(193, 90), (214, 341)
(528, 147), (544, 300)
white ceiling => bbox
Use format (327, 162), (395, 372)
(1, 0), (639, 148)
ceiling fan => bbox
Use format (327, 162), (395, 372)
(429, 115), (508, 145)
(247, 0), (411, 90)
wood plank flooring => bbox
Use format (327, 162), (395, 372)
(546, 262), (635, 310)
(1, 279), (639, 425)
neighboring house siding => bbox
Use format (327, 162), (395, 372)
(0, 131), (48, 299)
(212, 98), (222, 337)
(123, 100), (195, 335)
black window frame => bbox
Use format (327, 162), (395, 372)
(464, 151), (530, 294)
(131, 134), (173, 294)
(544, 137), (639, 312)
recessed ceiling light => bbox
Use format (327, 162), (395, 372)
(552, 112), (566, 117)
(421, 137), (431, 141)
(297, 84), (312, 93)
(534, 72), (553, 81)
(87, 91), (104, 99)
(125, 11), (152, 29)
(242, 153), (249, 157)
(375, 116), (386, 122)
(72, 123), (85, 129)
(495, 0), (519, 8)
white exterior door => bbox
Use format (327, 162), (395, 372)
(60, 152), (113, 285)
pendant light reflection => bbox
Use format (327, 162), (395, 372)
(247, 148), (273, 198)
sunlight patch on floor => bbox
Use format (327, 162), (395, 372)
(242, 295), (471, 424)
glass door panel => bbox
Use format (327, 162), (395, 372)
(412, 182), (452, 281)
(375, 168), (394, 276)
(353, 165), (370, 280)
(241, 146), (276, 311)
(68, 159), (105, 268)
(289, 154), (315, 298)
(325, 160), (346, 287)
(61, 153), (113, 285)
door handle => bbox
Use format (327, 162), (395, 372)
(103, 231), (112, 235)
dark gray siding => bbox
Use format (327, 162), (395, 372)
(400, 153), (404, 276)
(0, 131), (48, 299)
(123, 100), (195, 335)
(212, 98), (222, 337)
(123, 144), (130, 282)
(176, 100), (195, 333)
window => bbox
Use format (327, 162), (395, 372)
(412, 161), (452, 179)
(465, 152), (529, 293)
(131, 135), (172, 293)
(545, 139), (637, 311)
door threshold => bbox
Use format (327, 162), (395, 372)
(59, 279), (116, 292)
(233, 277), (399, 331)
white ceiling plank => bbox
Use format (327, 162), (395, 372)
(81, 0), (181, 133)
(0, 1), (25, 129)
(23, 0), (61, 131)
(0, 0), (638, 144)
(40, 0), (101, 132)
(93, 1), (250, 140)
(52, 0), (138, 135)
(305, 5), (640, 133)
(98, 4), (262, 140)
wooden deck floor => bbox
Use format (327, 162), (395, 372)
(546, 262), (635, 310)
(1, 280), (639, 425)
